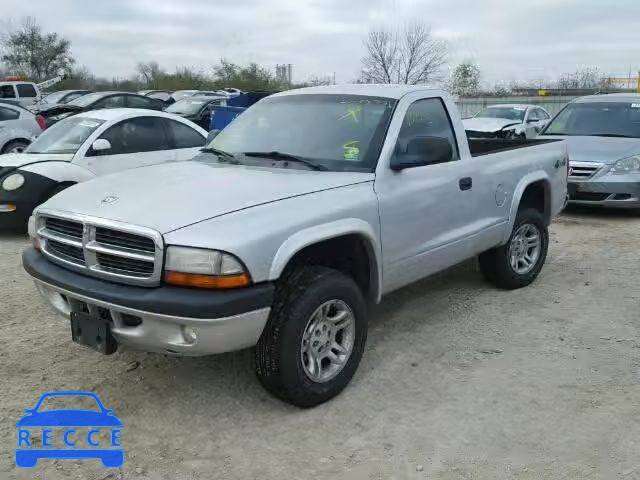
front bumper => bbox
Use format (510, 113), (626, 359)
(0, 170), (56, 230)
(23, 248), (275, 356)
(568, 175), (640, 209)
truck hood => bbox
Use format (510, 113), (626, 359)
(41, 161), (374, 233)
(0, 153), (74, 168)
(463, 117), (520, 133)
(538, 135), (640, 164)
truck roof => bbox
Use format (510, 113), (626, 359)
(575, 93), (640, 104)
(274, 84), (444, 100)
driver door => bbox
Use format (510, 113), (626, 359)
(77, 117), (175, 176)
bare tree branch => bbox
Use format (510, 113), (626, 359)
(360, 23), (447, 84)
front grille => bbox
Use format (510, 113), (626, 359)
(38, 213), (162, 287)
(572, 192), (610, 201)
(45, 217), (83, 239)
(569, 162), (602, 179)
(96, 252), (154, 276)
(47, 239), (85, 265)
(96, 228), (156, 253)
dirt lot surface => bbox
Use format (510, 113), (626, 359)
(1, 208), (639, 480)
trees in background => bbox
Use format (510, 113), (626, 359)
(450, 61), (481, 96)
(0, 17), (74, 82)
(360, 23), (447, 84)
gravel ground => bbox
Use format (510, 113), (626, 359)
(1, 208), (639, 480)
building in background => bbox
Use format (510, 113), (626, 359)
(276, 64), (293, 85)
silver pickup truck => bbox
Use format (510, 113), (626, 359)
(22, 85), (568, 407)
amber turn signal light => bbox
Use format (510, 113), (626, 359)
(164, 271), (251, 289)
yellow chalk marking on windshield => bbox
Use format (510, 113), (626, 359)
(343, 141), (360, 161)
(340, 105), (363, 122)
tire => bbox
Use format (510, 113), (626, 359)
(255, 266), (368, 408)
(2, 139), (29, 154)
(479, 208), (548, 290)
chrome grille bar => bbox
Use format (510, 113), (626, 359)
(36, 209), (164, 287)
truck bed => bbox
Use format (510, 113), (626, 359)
(468, 138), (562, 157)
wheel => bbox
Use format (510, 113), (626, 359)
(2, 139), (29, 154)
(479, 208), (548, 290)
(255, 266), (368, 408)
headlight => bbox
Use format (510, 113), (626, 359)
(2, 173), (25, 191)
(611, 156), (640, 174)
(164, 246), (251, 289)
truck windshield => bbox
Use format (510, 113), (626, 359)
(543, 102), (640, 138)
(475, 107), (526, 121)
(207, 94), (396, 172)
(27, 117), (105, 154)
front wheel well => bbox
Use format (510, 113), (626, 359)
(280, 234), (378, 304)
(518, 180), (550, 224)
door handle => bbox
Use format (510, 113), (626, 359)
(459, 177), (473, 191)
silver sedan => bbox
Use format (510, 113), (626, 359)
(539, 94), (640, 209)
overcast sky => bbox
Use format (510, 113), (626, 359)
(2, 0), (639, 85)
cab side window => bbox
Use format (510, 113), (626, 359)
(95, 117), (170, 155)
(393, 98), (459, 167)
(0, 85), (16, 99)
(17, 84), (37, 98)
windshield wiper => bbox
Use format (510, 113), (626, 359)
(200, 147), (241, 164)
(243, 151), (328, 171)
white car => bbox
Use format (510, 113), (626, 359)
(463, 104), (552, 140)
(0, 108), (207, 229)
(0, 102), (46, 154)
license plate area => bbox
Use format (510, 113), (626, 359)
(70, 312), (117, 355)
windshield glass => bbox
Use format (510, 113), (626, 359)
(543, 102), (640, 137)
(67, 92), (109, 108)
(172, 91), (198, 101)
(41, 91), (68, 104)
(475, 106), (526, 121)
(167, 98), (212, 115)
(207, 94), (396, 172)
(27, 117), (105, 154)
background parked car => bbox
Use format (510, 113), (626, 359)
(0, 102), (46, 154)
(138, 90), (173, 104)
(35, 89), (92, 107)
(539, 93), (640, 209)
(0, 108), (207, 229)
(165, 95), (227, 130)
(464, 104), (551, 140)
(0, 80), (42, 107)
(38, 91), (164, 126)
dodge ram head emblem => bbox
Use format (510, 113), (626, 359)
(99, 196), (119, 207)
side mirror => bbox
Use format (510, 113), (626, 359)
(206, 130), (220, 143)
(91, 139), (111, 152)
(390, 136), (453, 171)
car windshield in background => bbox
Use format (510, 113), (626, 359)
(67, 92), (109, 108)
(543, 102), (640, 137)
(207, 94), (396, 172)
(41, 91), (68, 104)
(476, 107), (526, 121)
(27, 117), (105, 154)
(166, 98), (211, 115)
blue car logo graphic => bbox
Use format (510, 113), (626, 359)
(16, 391), (123, 468)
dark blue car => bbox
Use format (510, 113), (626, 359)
(16, 391), (123, 468)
